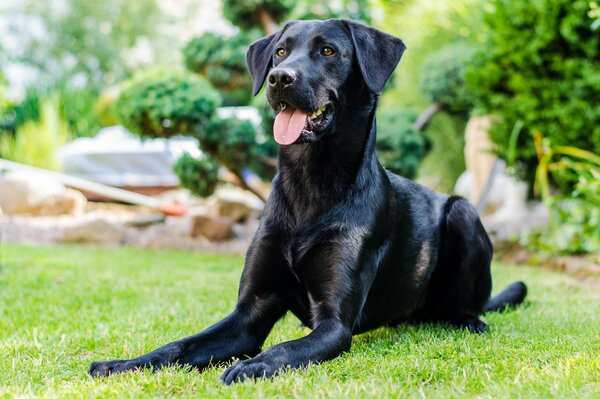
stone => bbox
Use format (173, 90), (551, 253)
(456, 169), (549, 243)
(190, 214), (234, 241)
(125, 214), (166, 228)
(0, 171), (87, 216)
(60, 218), (126, 244)
(209, 186), (263, 223)
(464, 115), (497, 204)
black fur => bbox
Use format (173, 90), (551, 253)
(89, 19), (527, 383)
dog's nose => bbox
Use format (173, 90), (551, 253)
(267, 68), (296, 89)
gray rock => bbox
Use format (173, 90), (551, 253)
(60, 218), (126, 244)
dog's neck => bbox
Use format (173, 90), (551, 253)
(276, 88), (378, 218)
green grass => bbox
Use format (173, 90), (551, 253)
(0, 243), (598, 398)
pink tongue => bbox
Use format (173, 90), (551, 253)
(273, 108), (308, 145)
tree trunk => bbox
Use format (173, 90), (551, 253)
(257, 7), (278, 35)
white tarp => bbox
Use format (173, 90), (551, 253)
(58, 125), (200, 187)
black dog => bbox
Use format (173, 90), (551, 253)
(90, 19), (527, 384)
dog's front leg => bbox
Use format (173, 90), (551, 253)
(220, 317), (352, 384)
(89, 305), (279, 377)
(220, 235), (380, 384)
(90, 231), (293, 377)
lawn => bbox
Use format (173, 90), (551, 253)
(0, 243), (598, 398)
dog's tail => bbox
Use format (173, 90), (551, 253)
(483, 281), (528, 313)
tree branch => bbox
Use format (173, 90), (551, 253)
(230, 170), (268, 203)
(413, 102), (444, 132)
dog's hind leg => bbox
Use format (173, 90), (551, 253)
(420, 196), (493, 333)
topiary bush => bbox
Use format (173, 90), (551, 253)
(420, 42), (477, 114)
(183, 32), (258, 106)
(292, 0), (371, 23)
(466, 0), (600, 189)
(116, 68), (221, 138)
(172, 153), (220, 197)
(222, 0), (294, 33)
(199, 115), (277, 182)
(376, 108), (431, 179)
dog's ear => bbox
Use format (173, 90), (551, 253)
(344, 20), (406, 94)
(246, 26), (288, 96)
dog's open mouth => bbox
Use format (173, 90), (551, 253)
(273, 102), (334, 145)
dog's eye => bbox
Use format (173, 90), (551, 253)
(275, 48), (286, 57)
(321, 46), (335, 56)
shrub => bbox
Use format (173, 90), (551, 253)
(292, 0), (371, 22)
(222, 0), (294, 32)
(172, 154), (220, 198)
(182, 32), (257, 106)
(1, 86), (100, 138)
(521, 136), (600, 254)
(58, 87), (101, 138)
(116, 68), (221, 138)
(6, 88), (42, 132)
(420, 42), (477, 113)
(0, 98), (69, 170)
(198, 115), (277, 182)
(376, 108), (431, 179)
(466, 0), (600, 189)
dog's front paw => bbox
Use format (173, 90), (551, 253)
(220, 358), (281, 385)
(89, 359), (145, 377)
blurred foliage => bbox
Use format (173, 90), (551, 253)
(376, 108), (431, 179)
(465, 0), (600, 190)
(0, 98), (69, 170)
(222, 0), (295, 32)
(173, 153), (220, 198)
(4, 88), (41, 133)
(183, 31), (259, 106)
(58, 87), (101, 138)
(420, 42), (476, 113)
(292, 0), (371, 22)
(0, 86), (100, 138)
(521, 134), (600, 254)
(222, 0), (371, 34)
(252, 92), (276, 141)
(94, 90), (120, 127)
(590, 1), (600, 29)
(10, 0), (162, 89)
(199, 115), (277, 181)
(379, 0), (487, 109)
(116, 68), (221, 138)
(416, 112), (467, 192)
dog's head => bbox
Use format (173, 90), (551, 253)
(247, 19), (406, 146)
